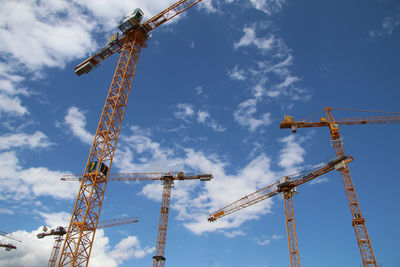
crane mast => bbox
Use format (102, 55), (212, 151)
(208, 155), (352, 267)
(153, 179), (173, 267)
(59, 31), (145, 267)
(282, 188), (299, 267)
(326, 108), (376, 266)
(280, 107), (400, 266)
(60, 0), (204, 265)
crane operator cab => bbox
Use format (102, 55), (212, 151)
(118, 8), (144, 33)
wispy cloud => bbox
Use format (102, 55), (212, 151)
(231, 24), (308, 101)
(278, 135), (306, 174)
(64, 106), (93, 145)
(0, 131), (52, 151)
(0, 0), (181, 118)
(0, 151), (78, 201)
(230, 23), (309, 131)
(174, 103), (226, 132)
(248, 0), (286, 15)
(309, 177), (329, 185)
(228, 65), (247, 81)
(369, 10), (400, 39)
(233, 98), (272, 132)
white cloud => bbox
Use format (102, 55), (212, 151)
(231, 24), (309, 102)
(198, 0), (217, 13)
(0, 208), (14, 215)
(0, 151), (79, 201)
(233, 98), (272, 132)
(0, 131), (52, 151)
(195, 86), (204, 95)
(0, 0), (190, 117)
(221, 230), (246, 238)
(0, 225), (153, 267)
(369, 11), (400, 39)
(248, 0), (286, 15)
(309, 177), (329, 185)
(0, 0), (95, 71)
(174, 103), (195, 121)
(114, 127), (286, 236)
(234, 27), (275, 51)
(39, 211), (71, 228)
(109, 236), (155, 264)
(228, 65), (247, 81)
(64, 106), (93, 145)
(197, 111), (210, 124)
(272, 233), (282, 240)
(174, 103), (226, 132)
(257, 239), (271, 246)
(278, 135), (306, 173)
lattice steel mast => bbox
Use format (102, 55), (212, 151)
(280, 107), (400, 266)
(59, 1), (204, 266)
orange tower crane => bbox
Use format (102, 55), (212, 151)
(60, 1), (205, 266)
(0, 230), (21, 251)
(38, 217), (139, 267)
(61, 172), (213, 267)
(208, 155), (353, 267)
(280, 107), (400, 267)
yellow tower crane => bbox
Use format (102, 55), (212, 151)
(280, 107), (400, 267)
(61, 172), (213, 267)
(37, 217), (138, 267)
(208, 155), (353, 267)
(60, 1), (205, 266)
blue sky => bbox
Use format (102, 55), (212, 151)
(0, 0), (399, 266)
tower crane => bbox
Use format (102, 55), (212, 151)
(0, 230), (21, 251)
(280, 107), (400, 267)
(37, 217), (139, 267)
(208, 155), (352, 267)
(61, 172), (213, 267)
(60, 1), (205, 266)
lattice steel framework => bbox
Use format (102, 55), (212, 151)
(153, 179), (174, 267)
(283, 189), (299, 267)
(49, 237), (63, 267)
(208, 155), (352, 267)
(326, 109), (377, 266)
(58, 30), (145, 267)
(278, 107), (400, 266)
(60, 0), (210, 265)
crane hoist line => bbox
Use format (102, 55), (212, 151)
(59, 1), (205, 266)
